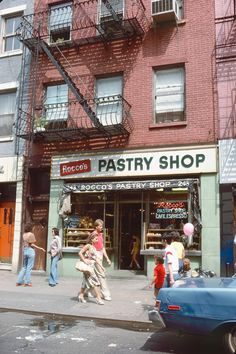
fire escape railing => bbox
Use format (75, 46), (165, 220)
(215, 0), (236, 61)
(18, 95), (132, 142)
(215, 0), (236, 140)
(17, 0), (149, 46)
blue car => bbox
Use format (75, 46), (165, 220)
(149, 277), (236, 354)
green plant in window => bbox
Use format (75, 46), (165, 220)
(33, 115), (47, 132)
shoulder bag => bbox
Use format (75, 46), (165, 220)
(75, 260), (93, 275)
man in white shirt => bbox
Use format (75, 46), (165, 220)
(162, 233), (179, 287)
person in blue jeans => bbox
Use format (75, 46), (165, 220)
(48, 228), (62, 287)
(17, 223), (46, 287)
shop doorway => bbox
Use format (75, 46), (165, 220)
(118, 202), (144, 270)
(0, 202), (15, 263)
(31, 202), (49, 271)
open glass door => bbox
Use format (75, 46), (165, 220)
(118, 202), (143, 270)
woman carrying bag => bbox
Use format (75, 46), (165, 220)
(77, 233), (104, 305)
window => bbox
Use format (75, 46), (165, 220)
(49, 3), (72, 43)
(63, 192), (114, 249)
(95, 76), (123, 126)
(0, 91), (16, 137)
(44, 84), (68, 121)
(100, 0), (123, 20)
(2, 15), (21, 52)
(155, 67), (185, 123)
(99, 0), (123, 34)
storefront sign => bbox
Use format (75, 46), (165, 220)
(60, 160), (91, 176)
(63, 179), (196, 192)
(52, 146), (217, 179)
(155, 201), (188, 219)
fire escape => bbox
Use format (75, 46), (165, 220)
(215, 0), (236, 139)
(15, 0), (149, 146)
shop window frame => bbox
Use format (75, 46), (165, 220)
(63, 191), (115, 249)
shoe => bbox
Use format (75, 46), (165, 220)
(16, 283), (23, 286)
(49, 284), (56, 287)
(78, 295), (87, 303)
(95, 298), (104, 305)
(24, 283), (32, 287)
(104, 297), (112, 301)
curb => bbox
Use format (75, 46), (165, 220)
(0, 307), (157, 332)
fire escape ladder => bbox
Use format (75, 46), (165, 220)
(39, 40), (109, 135)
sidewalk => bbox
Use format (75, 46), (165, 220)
(0, 271), (154, 326)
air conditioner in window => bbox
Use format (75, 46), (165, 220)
(152, 0), (180, 23)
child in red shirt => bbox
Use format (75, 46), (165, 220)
(149, 255), (166, 307)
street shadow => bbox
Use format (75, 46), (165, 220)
(140, 329), (223, 354)
(71, 296), (79, 302)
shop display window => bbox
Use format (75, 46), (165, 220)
(60, 179), (201, 255)
(144, 188), (201, 251)
(63, 192), (114, 249)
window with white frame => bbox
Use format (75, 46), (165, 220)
(0, 91), (16, 137)
(44, 84), (68, 121)
(95, 76), (123, 126)
(2, 15), (21, 53)
(155, 67), (185, 123)
(49, 3), (72, 43)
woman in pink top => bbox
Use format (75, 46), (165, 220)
(92, 219), (111, 301)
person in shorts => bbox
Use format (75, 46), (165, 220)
(149, 255), (166, 308)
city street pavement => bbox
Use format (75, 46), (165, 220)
(0, 270), (155, 327)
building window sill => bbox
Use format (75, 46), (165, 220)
(0, 50), (22, 58)
(149, 121), (187, 130)
(0, 136), (14, 142)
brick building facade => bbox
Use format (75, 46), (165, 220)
(15, 0), (219, 278)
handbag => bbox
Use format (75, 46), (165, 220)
(58, 250), (63, 260)
(75, 260), (93, 275)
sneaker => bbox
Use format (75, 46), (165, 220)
(16, 283), (23, 286)
(95, 298), (104, 305)
(24, 283), (32, 287)
(104, 296), (112, 301)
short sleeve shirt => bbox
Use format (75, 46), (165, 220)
(154, 264), (166, 288)
(164, 245), (179, 274)
(93, 231), (104, 251)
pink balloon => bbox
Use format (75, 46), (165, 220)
(183, 223), (194, 236)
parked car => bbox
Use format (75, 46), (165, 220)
(149, 277), (236, 354)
